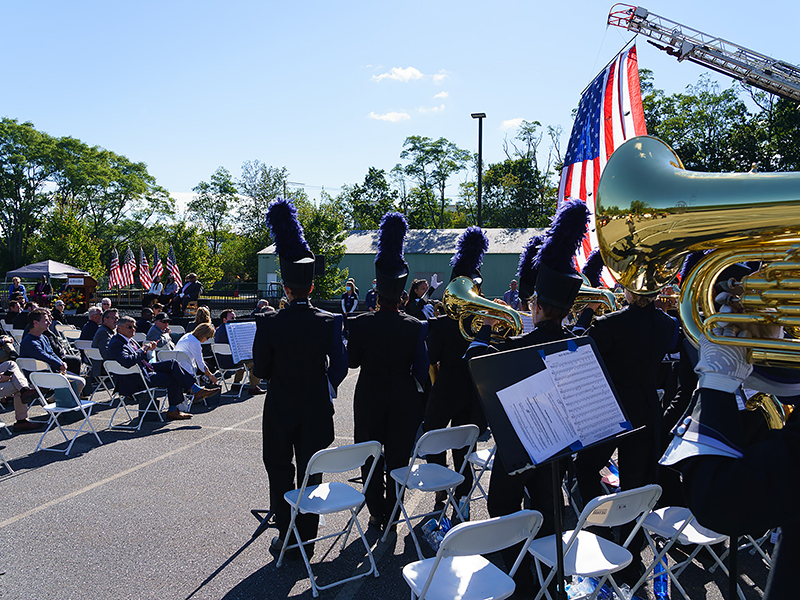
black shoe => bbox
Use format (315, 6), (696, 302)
(270, 536), (309, 560)
(368, 515), (383, 531)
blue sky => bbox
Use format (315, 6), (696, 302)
(4, 1), (798, 209)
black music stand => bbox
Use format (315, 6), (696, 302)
(469, 337), (635, 600)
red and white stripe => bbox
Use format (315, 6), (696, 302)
(139, 246), (153, 290)
(109, 247), (123, 289)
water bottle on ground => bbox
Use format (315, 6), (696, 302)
(653, 557), (669, 599)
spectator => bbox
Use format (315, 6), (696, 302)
(503, 279), (520, 310)
(193, 305), (212, 325)
(8, 277), (27, 303)
(365, 279), (378, 312)
(174, 323), (220, 411)
(159, 274), (178, 307)
(143, 275), (162, 307)
(107, 316), (219, 420)
(13, 301), (36, 331)
(4, 301), (21, 326)
(80, 306), (103, 341)
(341, 279), (358, 315)
(0, 360), (40, 432)
(101, 298), (112, 312)
(31, 276), (52, 306)
(92, 309), (118, 360)
(136, 308), (154, 334)
(250, 299), (274, 316)
(51, 300), (67, 324)
(146, 312), (174, 351)
(20, 308), (85, 396)
(214, 309), (265, 395)
(170, 273), (202, 316)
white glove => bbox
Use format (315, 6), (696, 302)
(430, 273), (442, 290)
(695, 330), (753, 393)
(421, 304), (435, 319)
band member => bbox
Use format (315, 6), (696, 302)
(424, 227), (491, 511)
(466, 200), (589, 597)
(348, 212), (429, 531)
(404, 274), (442, 321)
(253, 198), (347, 557)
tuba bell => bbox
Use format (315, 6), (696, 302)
(596, 135), (800, 366)
(571, 275), (620, 321)
(443, 276), (523, 342)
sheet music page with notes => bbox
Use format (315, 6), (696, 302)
(496, 369), (579, 465)
(543, 345), (626, 447)
(227, 321), (257, 364)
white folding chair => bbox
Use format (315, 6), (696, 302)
(156, 350), (199, 407)
(132, 332), (147, 343)
(211, 343), (249, 398)
(103, 361), (166, 430)
(635, 506), (745, 600)
(83, 347), (114, 404)
(15, 358), (53, 408)
(29, 372), (102, 455)
(74, 339), (93, 351)
(61, 328), (81, 344)
(403, 509), (544, 600)
(382, 424), (480, 560)
(465, 444), (496, 505)
(276, 441), (383, 597)
(529, 484), (662, 600)
(54, 322), (74, 336)
(169, 325), (186, 345)
(0, 419), (12, 474)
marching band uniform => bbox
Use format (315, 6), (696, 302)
(348, 213), (429, 529)
(253, 199), (347, 553)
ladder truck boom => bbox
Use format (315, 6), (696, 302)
(608, 4), (800, 102)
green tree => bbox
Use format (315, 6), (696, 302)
(337, 167), (398, 229)
(165, 220), (222, 286)
(189, 166), (236, 256)
(34, 201), (104, 277)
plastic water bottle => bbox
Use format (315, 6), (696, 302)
(653, 559), (669, 599)
(421, 519), (438, 550)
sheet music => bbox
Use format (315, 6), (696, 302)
(543, 345), (626, 446)
(496, 370), (578, 465)
(227, 321), (257, 364)
(521, 313), (535, 334)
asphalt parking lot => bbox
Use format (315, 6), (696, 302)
(0, 368), (771, 599)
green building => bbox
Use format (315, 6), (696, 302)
(259, 228), (544, 301)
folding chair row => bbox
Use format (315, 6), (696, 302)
(211, 343), (250, 398)
(103, 360), (166, 431)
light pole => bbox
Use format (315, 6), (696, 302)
(471, 113), (486, 227)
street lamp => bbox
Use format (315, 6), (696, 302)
(471, 113), (486, 227)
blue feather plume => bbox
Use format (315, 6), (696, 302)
(582, 248), (605, 287)
(534, 200), (590, 274)
(517, 235), (543, 280)
(450, 226), (489, 271)
(375, 212), (408, 271)
(265, 198), (310, 260)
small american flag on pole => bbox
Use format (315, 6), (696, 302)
(139, 246), (153, 290)
(151, 246), (163, 282)
(557, 43), (646, 285)
(109, 247), (123, 289)
(121, 245), (136, 287)
(166, 245), (182, 287)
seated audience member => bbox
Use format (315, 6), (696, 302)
(136, 307), (154, 334)
(51, 299), (67, 324)
(20, 308), (85, 396)
(80, 306), (103, 341)
(0, 360), (40, 432)
(8, 277), (27, 303)
(92, 309), (119, 360)
(4, 301), (21, 326)
(101, 298), (112, 313)
(31, 276), (52, 306)
(174, 323), (220, 411)
(13, 302), (36, 331)
(159, 274), (178, 306)
(143, 276), (163, 307)
(214, 309), (265, 394)
(146, 313), (175, 351)
(170, 273), (202, 316)
(193, 305), (212, 325)
(250, 299), (274, 316)
(107, 316), (219, 420)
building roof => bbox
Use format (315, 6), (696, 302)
(259, 228), (545, 256)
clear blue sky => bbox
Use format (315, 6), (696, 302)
(4, 1), (798, 208)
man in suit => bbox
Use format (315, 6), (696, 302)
(92, 309), (118, 360)
(253, 198), (347, 558)
(170, 273), (202, 316)
(80, 306), (102, 341)
(106, 316), (218, 420)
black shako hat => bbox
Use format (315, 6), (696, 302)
(265, 198), (315, 289)
(533, 199), (590, 310)
(516, 234), (543, 301)
(374, 212), (409, 300)
(449, 226), (489, 285)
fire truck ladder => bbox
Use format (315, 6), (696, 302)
(608, 4), (800, 102)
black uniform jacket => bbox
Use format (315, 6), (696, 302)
(252, 299), (347, 427)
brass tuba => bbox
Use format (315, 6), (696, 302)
(443, 276), (523, 342)
(571, 275), (620, 321)
(745, 391), (794, 429)
(596, 135), (800, 366)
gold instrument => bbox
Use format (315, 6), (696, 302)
(596, 135), (800, 366)
(745, 391), (794, 429)
(571, 275), (619, 319)
(443, 276), (523, 342)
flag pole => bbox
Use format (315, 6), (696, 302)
(580, 37), (637, 96)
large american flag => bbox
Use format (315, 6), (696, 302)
(109, 247), (123, 289)
(151, 246), (163, 282)
(139, 246), (153, 290)
(121, 245), (137, 287)
(558, 44), (646, 284)
(166, 245), (182, 287)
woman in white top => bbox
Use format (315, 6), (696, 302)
(174, 323), (219, 389)
(144, 275), (163, 307)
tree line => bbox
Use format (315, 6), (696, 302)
(2, 70), (798, 298)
